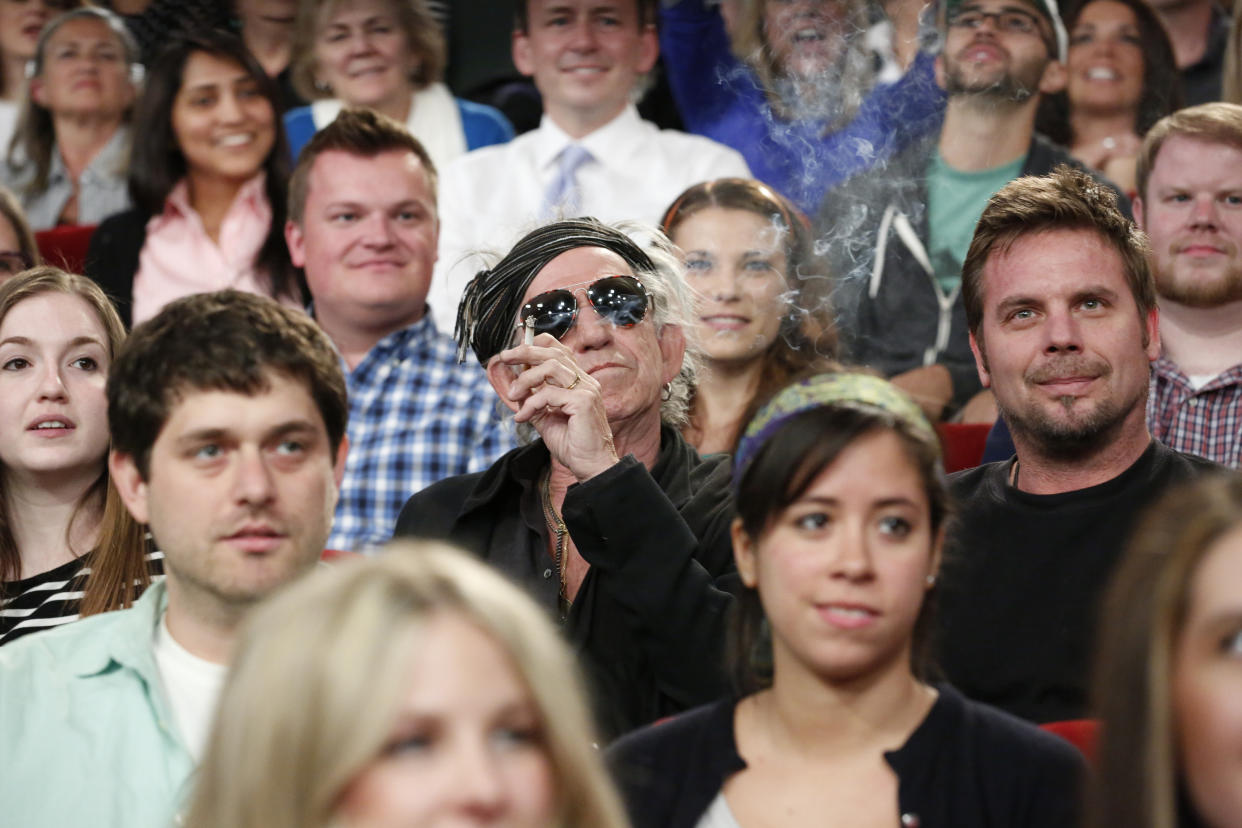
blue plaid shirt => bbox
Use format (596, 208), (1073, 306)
(328, 314), (516, 551)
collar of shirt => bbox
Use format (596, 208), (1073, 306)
(46, 124), (131, 187)
(152, 170), (269, 233)
(70, 578), (167, 682)
(1153, 354), (1242, 389)
(532, 104), (647, 174)
(348, 310), (440, 382)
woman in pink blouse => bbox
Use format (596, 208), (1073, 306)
(86, 30), (301, 326)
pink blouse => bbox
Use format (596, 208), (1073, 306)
(131, 173), (301, 324)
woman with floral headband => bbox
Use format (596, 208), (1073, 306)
(609, 372), (1085, 827)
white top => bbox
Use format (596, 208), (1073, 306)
(310, 82), (467, 176)
(153, 612), (228, 762)
(0, 101), (16, 162)
(428, 105), (752, 332)
(695, 793), (743, 828)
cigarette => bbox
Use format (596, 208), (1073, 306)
(524, 318), (535, 346)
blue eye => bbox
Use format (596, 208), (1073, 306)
(878, 515), (912, 537)
(795, 512), (829, 531)
(194, 444), (222, 460)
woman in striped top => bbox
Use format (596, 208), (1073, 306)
(0, 266), (161, 646)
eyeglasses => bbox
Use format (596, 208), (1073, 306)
(517, 275), (652, 341)
(0, 251), (32, 277)
(948, 7), (1043, 35)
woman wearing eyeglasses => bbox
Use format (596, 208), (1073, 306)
(608, 372), (1086, 827)
(397, 217), (737, 740)
(0, 186), (40, 284)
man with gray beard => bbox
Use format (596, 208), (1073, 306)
(936, 167), (1215, 725)
(1137, 104), (1242, 467)
(820, 0), (1128, 422)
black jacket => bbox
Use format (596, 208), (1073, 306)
(395, 427), (739, 739)
(607, 686), (1086, 828)
(819, 132), (1131, 412)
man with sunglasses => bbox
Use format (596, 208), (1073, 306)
(396, 218), (737, 740)
(285, 108), (516, 552)
(820, 0), (1128, 424)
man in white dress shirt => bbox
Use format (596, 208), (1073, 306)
(427, 0), (752, 333)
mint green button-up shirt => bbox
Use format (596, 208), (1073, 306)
(0, 580), (196, 827)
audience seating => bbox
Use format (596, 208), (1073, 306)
(1040, 719), (1099, 761)
(35, 224), (96, 274)
(936, 422), (992, 473)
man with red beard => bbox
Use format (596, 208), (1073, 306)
(820, 0), (1128, 422)
(935, 167), (1215, 725)
(1136, 103), (1242, 467)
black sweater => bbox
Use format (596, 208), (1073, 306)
(607, 685), (1086, 828)
(937, 441), (1218, 723)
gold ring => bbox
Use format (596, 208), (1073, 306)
(565, 373), (581, 391)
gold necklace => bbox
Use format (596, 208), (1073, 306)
(540, 468), (571, 616)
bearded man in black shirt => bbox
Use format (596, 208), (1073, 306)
(936, 166), (1218, 724)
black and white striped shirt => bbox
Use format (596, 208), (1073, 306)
(0, 548), (165, 647)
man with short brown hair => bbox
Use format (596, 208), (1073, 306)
(938, 166), (1214, 724)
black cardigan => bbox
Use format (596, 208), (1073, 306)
(607, 685), (1086, 828)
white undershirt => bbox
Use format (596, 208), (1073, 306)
(696, 793), (743, 828)
(153, 612), (228, 761)
(1186, 372), (1218, 391)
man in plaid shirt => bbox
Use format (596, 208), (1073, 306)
(1136, 103), (1242, 467)
(286, 109), (516, 551)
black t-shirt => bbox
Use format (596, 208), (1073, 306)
(937, 441), (1218, 723)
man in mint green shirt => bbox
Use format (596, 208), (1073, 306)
(0, 291), (348, 828)
(821, 0), (1130, 421)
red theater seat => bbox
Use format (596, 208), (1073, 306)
(1040, 719), (1098, 761)
(936, 422), (991, 473)
(35, 224), (96, 274)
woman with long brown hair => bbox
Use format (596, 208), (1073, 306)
(662, 178), (836, 453)
(0, 266), (159, 645)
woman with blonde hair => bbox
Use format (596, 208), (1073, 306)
(282, 0), (512, 165)
(1089, 472), (1242, 828)
(0, 266), (158, 646)
(1, 7), (141, 230)
(185, 542), (630, 828)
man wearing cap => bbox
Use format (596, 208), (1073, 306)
(395, 218), (736, 739)
(820, 0), (1128, 422)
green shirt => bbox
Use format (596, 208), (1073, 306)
(927, 150), (1026, 294)
(0, 580), (195, 827)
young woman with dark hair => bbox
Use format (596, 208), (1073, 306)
(1036, 0), (1182, 195)
(85, 30), (301, 326)
(609, 372), (1085, 828)
(0, 267), (160, 646)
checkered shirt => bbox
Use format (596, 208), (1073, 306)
(328, 315), (516, 551)
(1148, 356), (1242, 468)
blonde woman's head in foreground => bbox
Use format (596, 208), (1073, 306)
(185, 542), (629, 828)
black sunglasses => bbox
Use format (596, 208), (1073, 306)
(517, 275), (652, 341)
